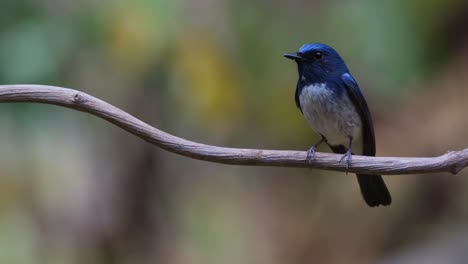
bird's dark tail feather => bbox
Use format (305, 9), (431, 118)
(357, 174), (391, 207)
(328, 144), (392, 207)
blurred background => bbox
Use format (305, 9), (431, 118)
(0, 0), (468, 263)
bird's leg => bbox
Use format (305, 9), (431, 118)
(339, 137), (353, 172)
(306, 135), (326, 165)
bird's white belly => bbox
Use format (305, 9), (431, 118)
(299, 83), (362, 146)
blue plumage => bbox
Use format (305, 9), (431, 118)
(284, 43), (391, 207)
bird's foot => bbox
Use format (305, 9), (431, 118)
(339, 150), (353, 173)
(305, 137), (326, 166)
(306, 146), (317, 165)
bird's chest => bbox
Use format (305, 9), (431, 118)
(299, 83), (361, 145)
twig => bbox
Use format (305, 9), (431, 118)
(0, 84), (466, 175)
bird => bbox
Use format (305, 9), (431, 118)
(284, 43), (391, 207)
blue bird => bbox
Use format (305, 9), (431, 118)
(284, 43), (391, 207)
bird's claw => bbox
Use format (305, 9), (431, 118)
(339, 151), (352, 173)
(306, 146), (317, 165)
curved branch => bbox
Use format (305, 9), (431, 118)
(0, 84), (466, 175)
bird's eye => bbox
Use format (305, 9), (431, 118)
(314, 52), (323, 60)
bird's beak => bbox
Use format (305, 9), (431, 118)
(283, 52), (305, 62)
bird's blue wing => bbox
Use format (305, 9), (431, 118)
(341, 73), (376, 156)
(342, 73), (391, 206)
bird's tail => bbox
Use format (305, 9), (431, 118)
(328, 144), (391, 207)
(356, 174), (391, 207)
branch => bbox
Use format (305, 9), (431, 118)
(0, 84), (466, 175)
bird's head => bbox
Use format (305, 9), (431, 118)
(284, 43), (348, 83)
